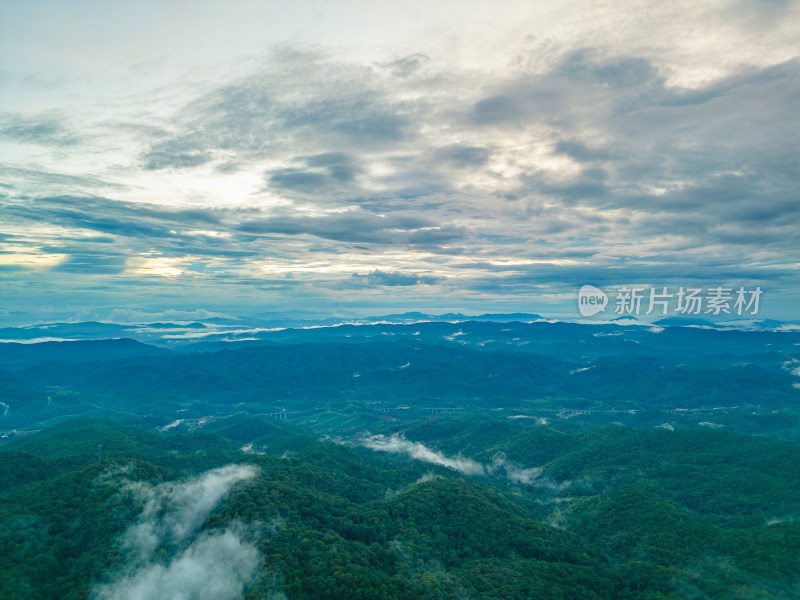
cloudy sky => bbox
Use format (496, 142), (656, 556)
(1, 0), (798, 320)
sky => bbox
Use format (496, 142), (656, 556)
(1, 0), (798, 321)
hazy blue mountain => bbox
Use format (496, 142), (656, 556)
(0, 338), (169, 369)
(1, 317), (799, 598)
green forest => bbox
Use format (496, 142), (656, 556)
(1, 416), (799, 599)
(1, 320), (799, 598)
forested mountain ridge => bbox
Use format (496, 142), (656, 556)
(2, 323), (799, 442)
(1, 417), (799, 599)
(1, 319), (799, 598)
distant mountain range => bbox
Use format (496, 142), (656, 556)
(1, 312), (796, 349)
(1, 314), (799, 599)
(1, 317), (798, 441)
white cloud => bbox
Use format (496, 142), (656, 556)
(503, 465), (544, 485)
(358, 433), (568, 489)
(358, 434), (486, 476)
(93, 464), (262, 600)
(94, 528), (260, 600)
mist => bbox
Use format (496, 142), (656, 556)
(357, 434), (571, 490)
(92, 464), (261, 600)
(359, 434), (486, 476)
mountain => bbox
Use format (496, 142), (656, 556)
(1, 417), (798, 599)
(1, 320), (798, 440)
(0, 338), (169, 369)
(653, 316), (720, 327)
(1, 317), (799, 597)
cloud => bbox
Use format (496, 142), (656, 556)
(354, 269), (440, 287)
(3, 195), (224, 240)
(358, 434), (486, 476)
(142, 136), (213, 170)
(52, 253), (129, 275)
(503, 464), (545, 485)
(488, 453), (545, 485)
(93, 464), (261, 600)
(93, 528), (260, 600)
(237, 208), (462, 245)
(559, 48), (659, 89)
(1, 7), (799, 317)
(119, 464), (258, 558)
(0, 165), (126, 192)
(553, 140), (618, 162)
(385, 53), (431, 78)
(431, 144), (491, 168)
(266, 152), (363, 197)
(359, 434), (573, 489)
(0, 112), (82, 146)
(139, 47), (418, 172)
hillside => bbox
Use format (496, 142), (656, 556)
(1, 418), (798, 599)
